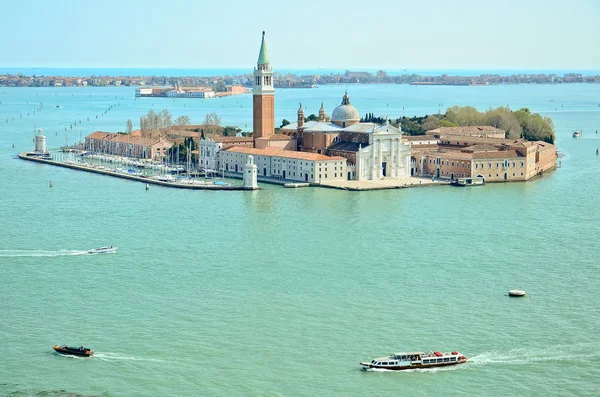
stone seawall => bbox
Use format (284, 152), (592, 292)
(18, 154), (252, 191)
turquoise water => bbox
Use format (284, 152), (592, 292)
(1, 84), (600, 396)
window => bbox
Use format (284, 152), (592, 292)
(462, 163), (464, 168)
(437, 358), (443, 363)
(319, 174), (322, 179)
(467, 163), (470, 168)
(488, 163), (491, 168)
(450, 357), (456, 362)
(334, 173), (337, 177)
(325, 174), (327, 178)
(475, 163), (478, 169)
(451, 161), (454, 166)
(444, 358), (450, 362)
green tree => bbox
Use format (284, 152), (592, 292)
(280, 119), (290, 128)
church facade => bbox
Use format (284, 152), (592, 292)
(280, 93), (411, 180)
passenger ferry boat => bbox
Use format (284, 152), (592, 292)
(360, 351), (467, 371)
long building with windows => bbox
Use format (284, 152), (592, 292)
(84, 131), (173, 159)
(407, 133), (556, 182)
(220, 146), (346, 183)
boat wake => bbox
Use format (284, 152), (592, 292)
(0, 249), (89, 258)
(93, 352), (164, 363)
(469, 346), (600, 366)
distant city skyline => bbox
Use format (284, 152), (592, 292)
(1, 0), (599, 70)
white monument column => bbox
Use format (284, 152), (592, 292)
(390, 138), (396, 177)
(243, 155), (258, 190)
(378, 140), (383, 178)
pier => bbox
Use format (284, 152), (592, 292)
(18, 153), (252, 191)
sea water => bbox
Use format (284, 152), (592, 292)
(0, 82), (599, 396)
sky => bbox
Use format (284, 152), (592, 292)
(0, 0), (599, 70)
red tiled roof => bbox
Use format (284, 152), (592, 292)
(428, 126), (506, 136)
(86, 131), (172, 147)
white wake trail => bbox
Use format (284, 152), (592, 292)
(0, 249), (89, 258)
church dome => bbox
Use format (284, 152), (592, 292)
(331, 92), (360, 124)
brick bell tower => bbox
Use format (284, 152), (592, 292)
(253, 31), (275, 141)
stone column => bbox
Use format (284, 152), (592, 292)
(390, 138), (395, 178)
(371, 142), (376, 180)
(378, 140), (383, 178)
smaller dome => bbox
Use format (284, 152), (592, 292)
(332, 92), (360, 123)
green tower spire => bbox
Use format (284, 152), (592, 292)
(257, 31), (270, 65)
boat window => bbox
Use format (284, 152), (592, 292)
(401, 355), (406, 360)
(423, 359), (428, 364)
(371, 360), (376, 364)
(450, 357), (456, 362)
(444, 358), (450, 362)
(377, 362), (381, 365)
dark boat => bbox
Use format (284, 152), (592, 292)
(53, 345), (93, 357)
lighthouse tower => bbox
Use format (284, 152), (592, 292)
(253, 31), (275, 140)
(243, 155), (258, 190)
(34, 129), (47, 153)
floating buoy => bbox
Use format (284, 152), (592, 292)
(145, 184), (149, 191)
(49, 181), (53, 188)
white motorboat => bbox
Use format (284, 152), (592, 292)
(87, 246), (118, 254)
(573, 131), (581, 138)
(509, 289), (526, 297)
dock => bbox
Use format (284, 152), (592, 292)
(18, 153), (253, 191)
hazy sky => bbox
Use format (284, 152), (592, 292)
(1, 0), (598, 69)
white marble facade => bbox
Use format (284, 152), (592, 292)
(355, 123), (411, 180)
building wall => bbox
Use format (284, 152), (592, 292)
(301, 132), (338, 153)
(416, 154), (529, 182)
(255, 138), (297, 151)
(252, 94), (274, 139)
(219, 151), (346, 183)
(356, 137), (411, 180)
(198, 139), (223, 170)
(85, 137), (156, 159)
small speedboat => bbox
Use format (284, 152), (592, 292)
(573, 131), (581, 138)
(509, 289), (526, 297)
(360, 351), (467, 371)
(87, 246), (117, 254)
(53, 345), (93, 357)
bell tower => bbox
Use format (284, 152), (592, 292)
(253, 31), (275, 140)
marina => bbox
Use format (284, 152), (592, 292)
(18, 153), (251, 190)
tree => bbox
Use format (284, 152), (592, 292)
(485, 107), (521, 139)
(176, 115), (190, 126)
(280, 119), (290, 128)
(422, 115), (441, 132)
(126, 119), (133, 134)
(305, 114), (318, 122)
(204, 112), (222, 136)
